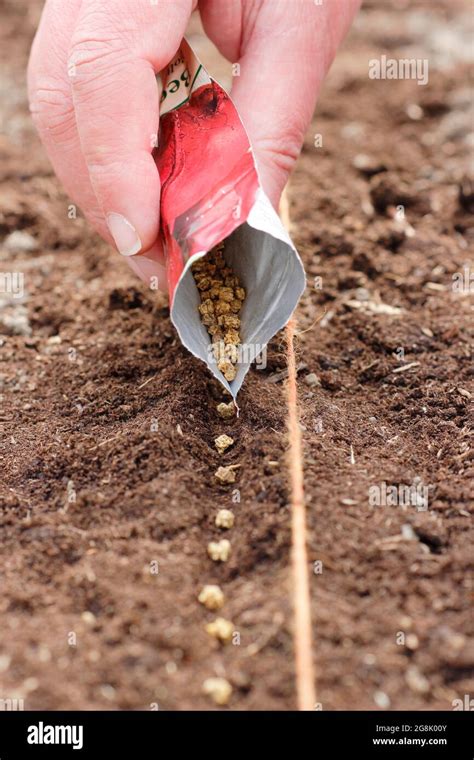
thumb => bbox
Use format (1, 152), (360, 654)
(225, 0), (361, 208)
(69, 0), (193, 256)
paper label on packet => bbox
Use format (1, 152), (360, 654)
(159, 42), (210, 115)
(155, 40), (305, 399)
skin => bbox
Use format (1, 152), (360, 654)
(28, 0), (360, 289)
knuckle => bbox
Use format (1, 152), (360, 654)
(68, 39), (123, 87)
(259, 135), (301, 177)
(68, 5), (131, 91)
(87, 157), (127, 182)
(29, 80), (76, 140)
(86, 150), (150, 179)
(68, 7), (132, 88)
(257, 112), (307, 176)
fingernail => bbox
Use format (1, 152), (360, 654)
(126, 255), (167, 293)
(106, 212), (141, 256)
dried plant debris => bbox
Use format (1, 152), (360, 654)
(198, 585), (225, 611)
(207, 539), (231, 562)
(215, 509), (235, 529)
(202, 677), (232, 705)
(214, 434), (234, 455)
(205, 617), (234, 644)
(192, 243), (246, 383)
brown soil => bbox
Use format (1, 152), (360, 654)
(0, 0), (472, 711)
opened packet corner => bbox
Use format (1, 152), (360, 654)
(155, 38), (306, 399)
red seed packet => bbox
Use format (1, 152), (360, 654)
(155, 40), (305, 399)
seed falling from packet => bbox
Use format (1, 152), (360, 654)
(192, 243), (245, 382)
(154, 39), (305, 400)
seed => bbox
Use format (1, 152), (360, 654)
(229, 299), (242, 313)
(221, 315), (240, 330)
(217, 359), (237, 382)
(215, 300), (231, 316)
(196, 276), (211, 291)
(198, 299), (214, 316)
(205, 617), (234, 644)
(215, 434), (234, 455)
(202, 677), (232, 705)
(224, 329), (240, 346)
(219, 287), (234, 303)
(198, 585), (224, 610)
(212, 341), (226, 362)
(215, 509), (235, 529)
(201, 313), (215, 327)
(216, 402), (235, 419)
(207, 539), (231, 562)
(215, 465), (238, 484)
(225, 344), (239, 364)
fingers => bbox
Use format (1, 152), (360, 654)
(202, 0), (360, 207)
(29, 0), (193, 284)
(69, 0), (193, 256)
(27, 0), (109, 239)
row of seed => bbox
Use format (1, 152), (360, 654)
(200, 400), (238, 706)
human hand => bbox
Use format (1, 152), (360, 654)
(28, 0), (360, 288)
